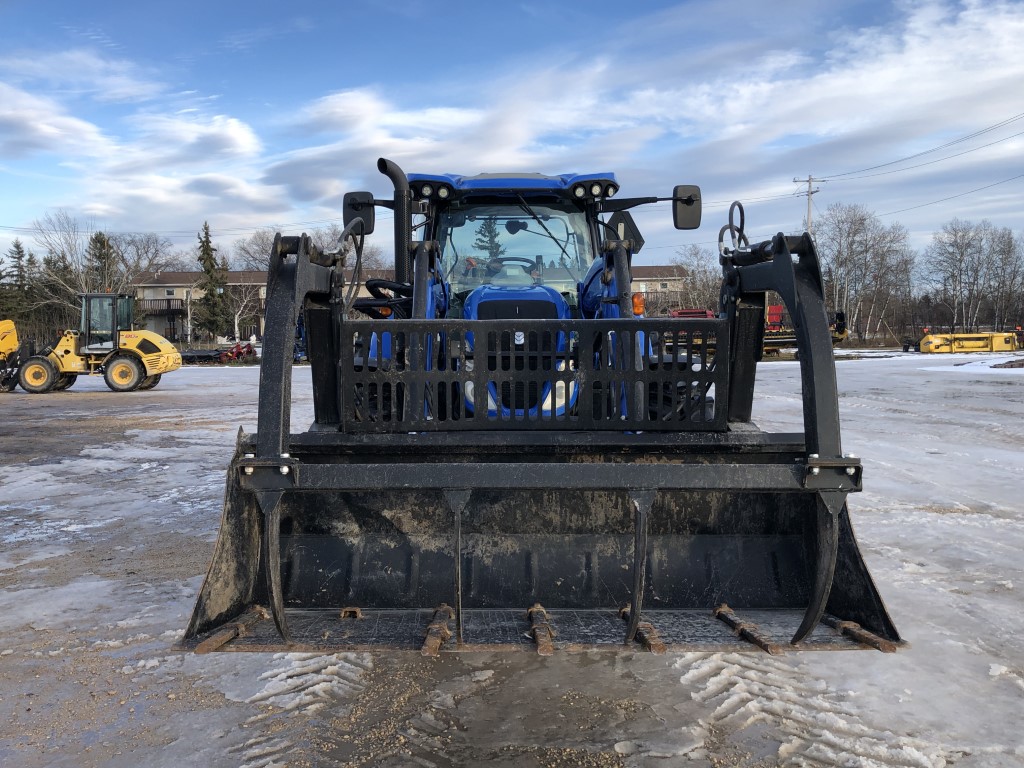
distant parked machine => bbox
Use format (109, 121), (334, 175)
(10, 294), (182, 393)
(181, 341), (258, 365)
(903, 330), (1020, 353)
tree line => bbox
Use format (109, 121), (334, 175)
(0, 213), (383, 346)
(3, 203), (1021, 347)
(671, 202), (1024, 343)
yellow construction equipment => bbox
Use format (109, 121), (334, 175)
(917, 331), (1019, 354)
(12, 294), (182, 393)
(0, 320), (19, 391)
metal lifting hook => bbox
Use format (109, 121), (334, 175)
(718, 200), (750, 261)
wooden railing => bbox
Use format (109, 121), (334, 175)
(139, 299), (185, 314)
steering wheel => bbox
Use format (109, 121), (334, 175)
(366, 279), (413, 300)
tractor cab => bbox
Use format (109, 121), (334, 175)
(409, 172), (610, 322)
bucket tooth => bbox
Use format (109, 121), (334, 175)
(714, 604), (784, 655)
(339, 606), (363, 620)
(421, 604), (455, 657)
(823, 615), (898, 653)
(256, 490), (289, 643)
(619, 607), (666, 654)
(195, 606), (269, 654)
(527, 603), (556, 656)
(791, 491), (842, 644)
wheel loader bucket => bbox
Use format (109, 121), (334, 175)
(183, 232), (900, 655)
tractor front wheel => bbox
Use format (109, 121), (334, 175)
(138, 374), (162, 390)
(18, 357), (58, 394)
(53, 374), (78, 391)
(104, 356), (144, 392)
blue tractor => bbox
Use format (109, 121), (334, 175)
(184, 158), (900, 657)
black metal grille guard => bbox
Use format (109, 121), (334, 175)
(339, 318), (728, 432)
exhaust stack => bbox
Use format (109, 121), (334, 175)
(378, 157), (412, 284)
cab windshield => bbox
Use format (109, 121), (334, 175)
(436, 202), (595, 300)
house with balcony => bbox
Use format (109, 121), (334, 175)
(134, 271), (268, 343)
(133, 268), (397, 343)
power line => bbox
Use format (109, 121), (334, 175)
(825, 129), (1024, 182)
(878, 172), (1024, 217)
(820, 110), (1024, 179)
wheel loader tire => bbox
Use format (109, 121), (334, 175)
(18, 356), (58, 394)
(104, 356), (144, 392)
(138, 374), (162, 390)
(0, 372), (17, 392)
(53, 374), (78, 391)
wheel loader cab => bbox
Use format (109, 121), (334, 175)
(79, 294), (132, 351)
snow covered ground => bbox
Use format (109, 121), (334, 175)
(0, 351), (1021, 767)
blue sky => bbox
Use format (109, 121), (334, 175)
(1, 0), (1023, 266)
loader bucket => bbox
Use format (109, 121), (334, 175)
(183, 232), (900, 655)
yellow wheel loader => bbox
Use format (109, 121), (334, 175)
(184, 161), (900, 656)
(14, 294), (182, 394)
(0, 319), (20, 391)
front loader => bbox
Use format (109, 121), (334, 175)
(15, 294), (181, 394)
(184, 160), (900, 655)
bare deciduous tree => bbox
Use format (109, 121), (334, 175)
(815, 203), (915, 342)
(232, 225), (387, 275)
(30, 210), (175, 328)
(670, 244), (721, 311)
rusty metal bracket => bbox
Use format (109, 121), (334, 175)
(195, 606), (270, 654)
(339, 606), (363, 620)
(822, 615), (898, 653)
(527, 603), (556, 656)
(713, 604), (784, 655)
(421, 604), (455, 657)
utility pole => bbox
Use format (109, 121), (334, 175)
(793, 175), (825, 236)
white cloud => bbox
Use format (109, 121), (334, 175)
(0, 49), (164, 103)
(110, 113), (263, 172)
(0, 83), (111, 158)
(3, 0), (1024, 260)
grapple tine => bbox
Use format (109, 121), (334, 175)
(624, 490), (655, 645)
(256, 490), (289, 643)
(791, 491), (841, 644)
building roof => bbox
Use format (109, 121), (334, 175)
(631, 265), (690, 280)
(135, 270), (268, 286)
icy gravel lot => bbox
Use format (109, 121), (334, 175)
(0, 352), (1022, 767)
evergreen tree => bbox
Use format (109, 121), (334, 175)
(472, 218), (507, 260)
(193, 222), (231, 339)
(85, 232), (119, 292)
(6, 239), (27, 292)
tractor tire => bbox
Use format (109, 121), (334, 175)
(53, 374), (78, 391)
(104, 356), (144, 392)
(0, 369), (18, 391)
(18, 356), (58, 394)
(138, 374), (162, 390)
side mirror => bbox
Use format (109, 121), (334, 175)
(607, 211), (645, 253)
(343, 191), (376, 235)
(672, 185), (701, 230)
